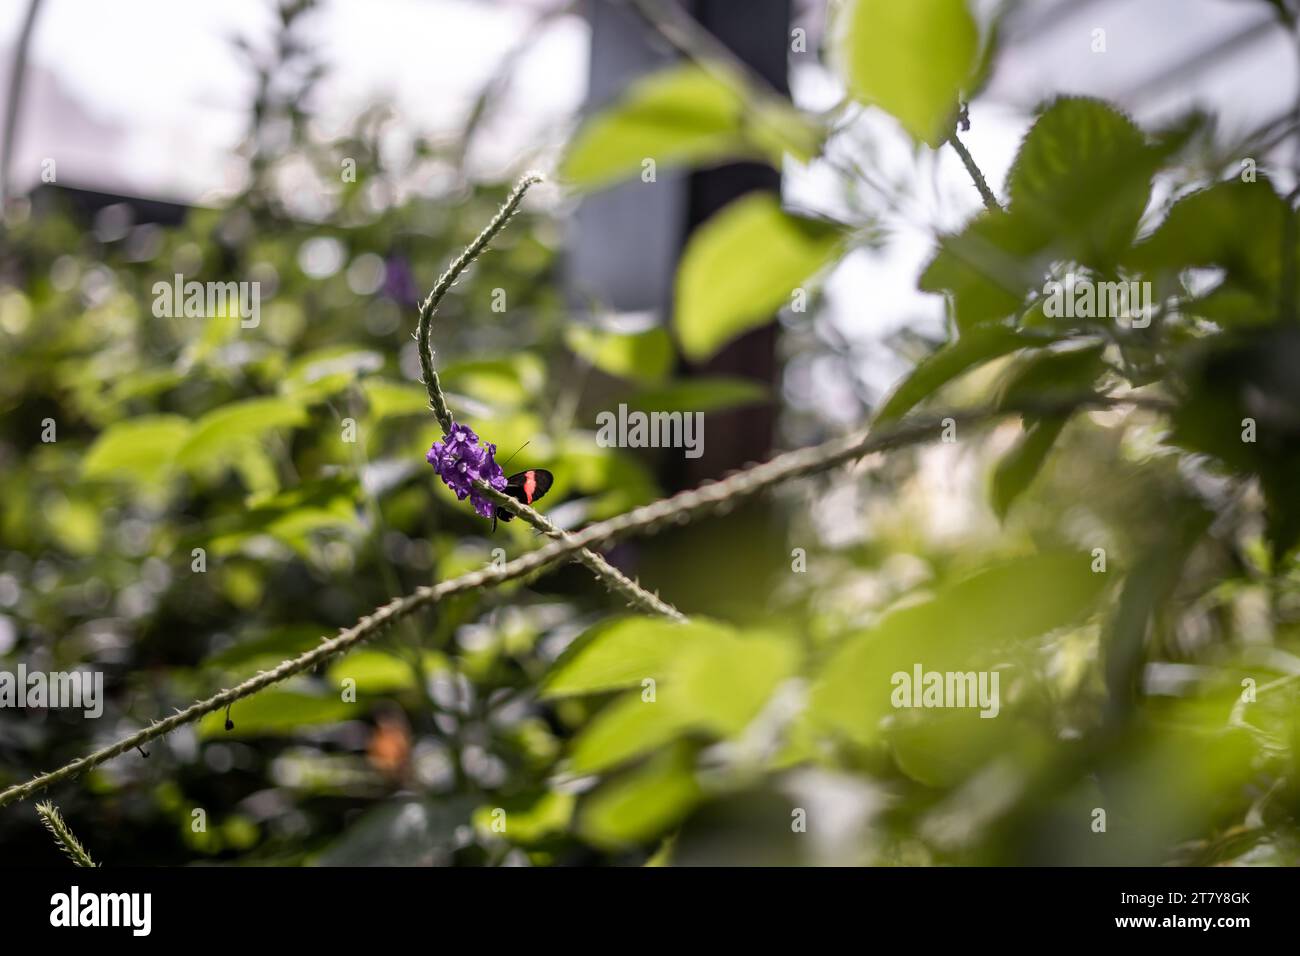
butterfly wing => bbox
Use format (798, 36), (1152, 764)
(522, 469), (554, 504)
(495, 469), (554, 528)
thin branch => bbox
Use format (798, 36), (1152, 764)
(415, 172), (685, 621)
(948, 130), (1001, 212)
(417, 172), (543, 432)
(35, 801), (98, 867)
(624, 0), (809, 162)
(0, 0), (44, 209)
(0, 541), (573, 810)
(626, 0), (780, 102)
(0, 390), (1165, 811)
(476, 482), (686, 621)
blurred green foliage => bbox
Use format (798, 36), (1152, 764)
(3, 0), (1300, 867)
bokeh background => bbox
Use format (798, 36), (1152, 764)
(2, 0), (1300, 866)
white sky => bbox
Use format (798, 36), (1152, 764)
(0, 0), (586, 201)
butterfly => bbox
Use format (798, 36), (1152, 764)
(493, 468), (554, 533)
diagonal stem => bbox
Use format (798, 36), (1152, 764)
(417, 172), (542, 433)
(476, 482), (686, 621)
(416, 172), (685, 620)
(948, 130), (1001, 212)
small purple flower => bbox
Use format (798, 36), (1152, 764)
(427, 421), (507, 518)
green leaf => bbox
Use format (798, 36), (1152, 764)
(281, 346), (384, 402)
(105, 368), (182, 407)
(625, 376), (768, 414)
(1103, 505), (1211, 720)
(232, 443), (280, 497)
(675, 194), (843, 360)
(440, 355), (545, 410)
(313, 796), (475, 866)
(919, 208), (1048, 331)
(206, 475), (361, 557)
(996, 342), (1107, 411)
(561, 64), (821, 191)
(473, 791), (575, 845)
(888, 708), (1018, 788)
(46, 497), (102, 555)
(839, 0), (979, 146)
(567, 630), (799, 772)
(541, 617), (728, 699)
(204, 624), (330, 671)
(198, 689), (355, 738)
(565, 324), (674, 385)
(1128, 178), (1289, 296)
(1007, 98), (1158, 266)
(327, 650), (445, 694)
(810, 552), (1105, 745)
(561, 65), (751, 191)
(990, 416), (1066, 519)
(672, 631), (799, 736)
(1169, 324), (1300, 562)
(176, 397), (309, 472)
(362, 380), (430, 420)
(578, 744), (701, 849)
(82, 415), (193, 484)
(569, 696), (694, 774)
(875, 326), (1037, 423)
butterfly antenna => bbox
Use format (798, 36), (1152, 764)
(499, 440), (530, 469)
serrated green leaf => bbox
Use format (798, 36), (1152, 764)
(1129, 178), (1290, 297)
(1007, 97), (1157, 266)
(673, 632), (799, 736)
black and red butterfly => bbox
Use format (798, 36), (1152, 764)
(493, 468), (553, 533)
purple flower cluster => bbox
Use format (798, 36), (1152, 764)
(426, 422), (507, 518)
